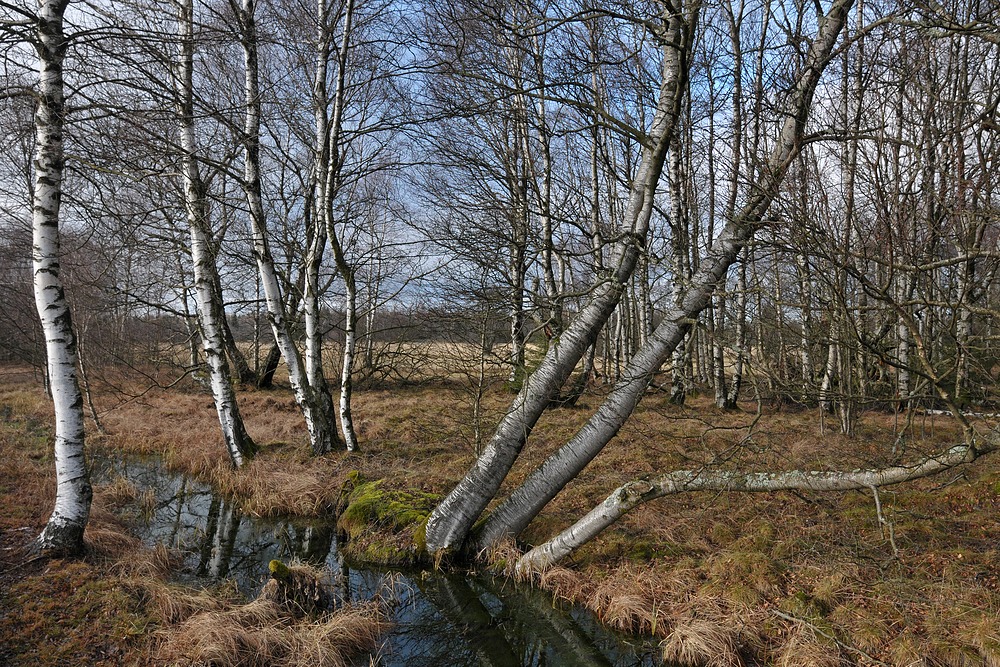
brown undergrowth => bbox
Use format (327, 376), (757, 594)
(156, 561), (386, 667)
(4, 364), (1000, 665)
(0, 368), (386, 667)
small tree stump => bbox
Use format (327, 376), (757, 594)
(258, 559), (335, 617)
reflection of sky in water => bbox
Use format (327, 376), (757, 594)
(96, 456), (659, 667)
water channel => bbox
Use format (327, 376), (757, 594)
(96, 455), (662, 666)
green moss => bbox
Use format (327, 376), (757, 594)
(412, 515), (429, 554)
(336, 476), (440, 567)
(337, 479), (438, 538)
(269, 559), (291, 580)
(781, 590), (829, 618)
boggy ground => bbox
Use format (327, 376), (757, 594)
(0, 367), (384, 667)
(3, 363), (1000, 666)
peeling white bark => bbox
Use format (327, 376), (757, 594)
(337, 265), (359, 451)
(474, 0), (855, 551)
(518, 440), (992, 572)
(33, 0), (93, 555)
(175, 0), (255, 467)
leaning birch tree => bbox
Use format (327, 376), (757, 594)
(174, 0), (255, 466)
(423, 0), (698, 556)
(473, 0), (856, 551)
(24, 0), (93, 554)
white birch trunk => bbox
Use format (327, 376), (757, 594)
(298, 0), (345, 455)
(338, 267), (359, 451)
(721, 4), (747, 410)
(33, 0), (93, 555)
(423, 7), (695, 556)
(725, 256), (747, 408)
(324, 0), (359, 451)
(797, 252), (813, 391)
(668, 138), (690, 405)
(819, 333), (838, 413)
(474, 0), (854, 550)
(175, 0), (255, 467)
(518, 440), (993, 571)
(306, 0), (332, 396)
(238, 0), (339, 455)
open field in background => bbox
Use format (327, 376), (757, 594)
(3, 361), (1000, 665)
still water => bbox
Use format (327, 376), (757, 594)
(96, 455), (661, 666)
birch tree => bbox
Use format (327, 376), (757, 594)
(233, 0), (343, 456)
(26, 0), (93, 554)
(473, 0), (856, 551)
(424, 0), (698, 556)
(175, 0), (255, 467)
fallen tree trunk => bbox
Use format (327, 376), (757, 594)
(516, 439), (996, 572)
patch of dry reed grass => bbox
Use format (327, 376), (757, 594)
(156, 597), (384, 667)
(775, 628), (841, 667)
(154, 561), (390, 666)
(537, 566), (588, 604)
(97, 475), (141, 507)
(218, 465), (336, 518)
(589, 568), (662, 634)
(966, 616), (1000, 667)
(477, 538), (524, 579)
(138, 579), (234, 625)
(661, 617), (744, 667)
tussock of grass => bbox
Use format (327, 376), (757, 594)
(661, 617), (743, 667)
(478, 538), (524, 578)
(536, 566), (587, 604)
(704, 549), (785, 606)
(156, 562), (385, 667)
(157, 598), (383, 667)
(135, 579), (234, 625)
(964, 616), (1000, 667)
(97, 475), (141, 508)
(775, 628), (841, 667)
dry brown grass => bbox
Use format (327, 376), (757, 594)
(156, 598), (384, 667)
(661, 617), (744, 667)
(775, 628), (842, 667)
(5, 363), (1000, 665)
(536, 566), (587, 603)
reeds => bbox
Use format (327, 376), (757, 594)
(155, 562), (386, 667)
(661, 617), (743, 667)
(156, 598), (384, 667)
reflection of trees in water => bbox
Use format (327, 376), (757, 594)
(278, 522), (336, 564)
(369, 573), (638, 667)
(97, 457), (652, 666)
(196, 499), (241, 579)
(418, 574), (520, 667)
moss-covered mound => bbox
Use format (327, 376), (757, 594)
(336, 471), (440, 566)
